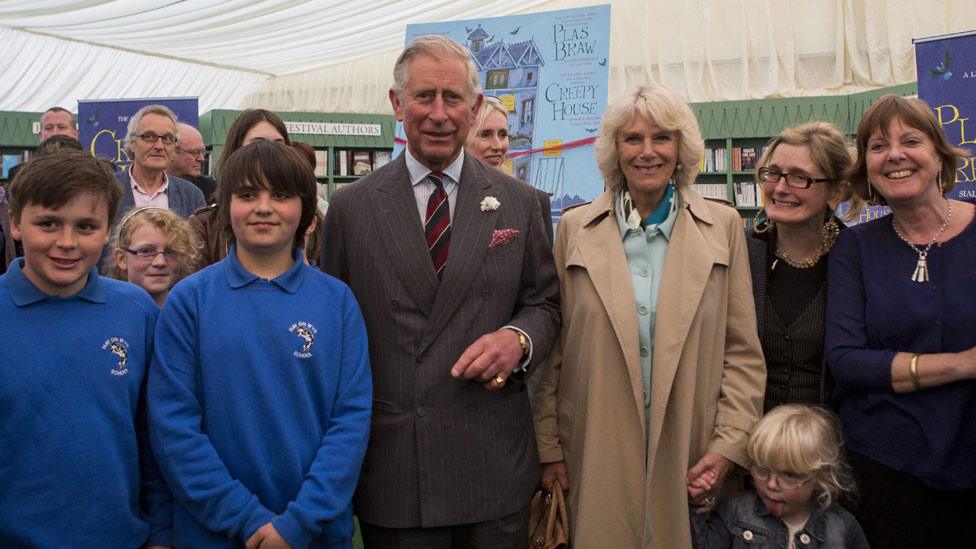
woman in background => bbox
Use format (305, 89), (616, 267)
(745, 121), (859, 412)
(107, 206), (201, 306)
(466, 95), (553, 244)
(531, 84), (765, 547)
(189, 109), (290, 267)
(826, 94), (976, 548)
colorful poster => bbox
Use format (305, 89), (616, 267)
(78, 98), (199, 172)
(399, 5), (611, 219)
(915, 31), (976, 199)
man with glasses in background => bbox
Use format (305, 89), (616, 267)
(168, 122), (216, 202)
(115, 104), (206, 225)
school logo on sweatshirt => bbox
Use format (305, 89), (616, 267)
(102, 337), (130, 376)
(289, 321), (317, 359)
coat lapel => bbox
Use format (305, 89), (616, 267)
(371, 157), (440, 317)
(570, 191), (646, 430)
(420, 156), (496, 352)
(648, 188), (716, 461)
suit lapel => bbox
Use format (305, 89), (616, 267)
(372, 157), (440, 317)
(572, 192), (646, 431)
(648, 188), (715, 461)
(420, 157), (496, 353)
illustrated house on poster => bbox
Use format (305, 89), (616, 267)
(466, 24), (544, 184)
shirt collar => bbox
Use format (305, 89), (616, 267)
(5, 257), (106, 306)
(224, 245), (306, 294)
(129, 165), (170, 197)
(615, 184), (679, 240)
(406, 147), (465, 186)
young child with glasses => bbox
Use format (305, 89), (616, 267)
(693, 404), (868, 548)
(105, 206), (201, 306)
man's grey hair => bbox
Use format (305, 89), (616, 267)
(124, 104), (180, 156)
(392, 35), (482, 99)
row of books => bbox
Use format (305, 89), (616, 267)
(333, 149), (392, 177)
(695, 183), (729, 201)
(733, 181), (765, 208)
(699, 146), (767, 173)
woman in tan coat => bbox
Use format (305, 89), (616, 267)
(531, 84), (766, 548)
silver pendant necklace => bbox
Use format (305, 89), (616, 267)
(891, 199), (952, 283)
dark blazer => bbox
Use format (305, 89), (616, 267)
(321, 152), (560, 529)
(114, 170), (206, 223)
(533, 187), (554, 245)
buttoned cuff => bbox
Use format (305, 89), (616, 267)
(503, 325), (533, 372)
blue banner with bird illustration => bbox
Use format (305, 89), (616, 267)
(78, 98), (199, 172)
(915, 31), (976, 199)
(397, 5), (611, 219)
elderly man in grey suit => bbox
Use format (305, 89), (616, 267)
(321, 35), (560, 548)
(114, 104), (205, 224)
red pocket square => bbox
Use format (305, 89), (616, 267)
(490, 228), (520, 247)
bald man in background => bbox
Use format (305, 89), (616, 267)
(168, 122), (216, 202)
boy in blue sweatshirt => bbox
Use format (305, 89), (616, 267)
(149, 140), (372, 548)
(0, 151), (172, 547)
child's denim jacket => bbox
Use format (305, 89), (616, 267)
(692, 491), (870, 548)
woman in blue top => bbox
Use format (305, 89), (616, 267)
(825, 94), (976, 548)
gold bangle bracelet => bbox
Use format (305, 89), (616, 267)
(909, 354), (923, 391)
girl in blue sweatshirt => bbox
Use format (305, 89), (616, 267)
(149, 141), (372, 548)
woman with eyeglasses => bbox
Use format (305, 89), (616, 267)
(826, 95), (976, 548)
(106, 206), (202, 306)
(745, 122), (860, 413)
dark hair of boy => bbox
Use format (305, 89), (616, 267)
(217, 140), (317, 249)
(8, 151), (122, 224)
(35, 135), (84, 157)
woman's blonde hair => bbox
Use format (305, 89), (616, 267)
(469, 96), (509, 143)
(104, 207), (202, 281)
(595, 84), (703, 191)
(756, 121), (863, 222)
(749, 404), (856, 510)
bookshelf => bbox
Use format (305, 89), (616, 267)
(0, 110), (43, 184)
(690, 82), (917, 226)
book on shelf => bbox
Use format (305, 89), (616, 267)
(314, 149), (328, 177)
(373, 150), (391, 169)
(352, 151), (373, 176)
(695, 182), (728, 201)
(702, 145), (726, 173)
(731, 145), (765, 172)
(733, 181), (764, 207)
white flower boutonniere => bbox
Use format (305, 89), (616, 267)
(480, 196), (501, 212)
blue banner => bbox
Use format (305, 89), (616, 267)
(78, 98), (199, 172)
(915, 31), (976, 199)
(399, 5), (612, 217)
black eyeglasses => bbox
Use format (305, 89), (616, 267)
(758, 167), (832, 189)
(135, 133), (177, 145)
(177, 147), (206, 157)
(750, 466), (813, 490)
(124, 247), (179, 261)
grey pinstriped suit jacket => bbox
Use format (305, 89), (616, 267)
(321, 152), (560, 529)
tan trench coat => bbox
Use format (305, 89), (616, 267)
(531, 186), (765, 548)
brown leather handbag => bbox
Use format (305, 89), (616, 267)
(528, 484), (569, 548)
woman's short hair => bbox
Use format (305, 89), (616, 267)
(595, 84), (704, 191)
(104, 206), (202, 280)
(216, 109), (291, 174)
(757, 121), (863, 220)
(849, 94), (969, 204)
(469, 96), (509, 142)
(749, 404), (856, 510)
(218, 140), (317, 250)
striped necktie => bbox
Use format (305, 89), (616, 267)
(424, 171), (451, 278)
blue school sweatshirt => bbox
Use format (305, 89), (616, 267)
(148, 247), (372, 548)
(0, 259), (172, 547)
